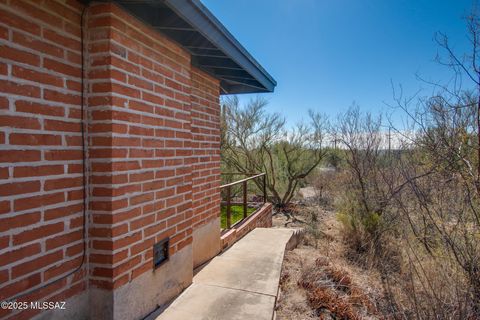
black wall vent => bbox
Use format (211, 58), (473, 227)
(153, 238), (169, 269)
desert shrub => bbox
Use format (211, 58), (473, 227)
(306, 167), (339, 207)
(333, 106), (406, 266)
(221, 96), (329, 209)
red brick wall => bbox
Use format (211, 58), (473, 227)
(190, 69), (221, 232)
(87, 2), (195, 290)
(0, 1), (223, 318)
(0, 0), (87, 319)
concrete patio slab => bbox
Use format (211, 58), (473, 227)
(152, 228), (295, 320)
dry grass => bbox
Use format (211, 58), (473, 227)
(299, 259), (379, 319)
(274, 206), (386, 320)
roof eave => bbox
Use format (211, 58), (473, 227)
(164, 0), (276, 93)
(113, 0), (276, 94)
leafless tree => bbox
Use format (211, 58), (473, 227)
(380, 10), (480, 317)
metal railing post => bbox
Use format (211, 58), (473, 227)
(243, 180), (247, 219)
(220, 173), (266, 230)
(263, 174), (266, 203)
(226, 186), (231, 229)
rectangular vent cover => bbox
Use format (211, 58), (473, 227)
(153, 238), (169, 269)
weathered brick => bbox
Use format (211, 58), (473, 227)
(0, 150), (41, 163)
(0, 45), (40, 66)
(12, 222), (64, 245)
(12, 65), (64, 87)
(44, 89), (81, 105)
(0, 273), (41, 301)
(15, 100), (65, 117)
(43, 29), (79, 51)
(44, 58), (81, 78)
(0, 236), (9, 250)
(0, 96), (8, 109)
(0, 181), (40, 196)
(0, 270), (8, 285)
(10, 1), (63, 29)
(45, 150), (82, 161)
(45, 203), (83, 220)
(66, 243), (84, 257)
(14, 165), (64, 178)
(0, 115), (41, 130)
(9, 133), (62, 146)
(12, 250), (64, 278)
(46, 230), (83, 250)
(68, 163), (83, 174)
(14, 192), (65, 212)
(0, 167), (7, 180)
(44, 176), (83, 191)
(113, 232), (142, 250)
(12, 32), (64, 58)
(0, 243), (41, 267)
(45, 119), (81, 132)
(129, 214), (155, 231)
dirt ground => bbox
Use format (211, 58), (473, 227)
(273, 205), (386, 320)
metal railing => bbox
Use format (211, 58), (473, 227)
(220, 173), (266, 230)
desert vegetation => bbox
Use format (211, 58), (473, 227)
(222, 11), (480, 320)
(221, 95), (328, 210)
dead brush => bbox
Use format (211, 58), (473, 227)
(323, 264), (378, 315)
(324, 265), (353, 290)
(299, 257), (380, 319)
(308, 287), (362, 320)
(279, 271), (291, 291)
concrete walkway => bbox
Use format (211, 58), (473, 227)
(153, 228), (295, 320)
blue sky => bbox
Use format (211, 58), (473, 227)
(203, 0), (476, 127)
